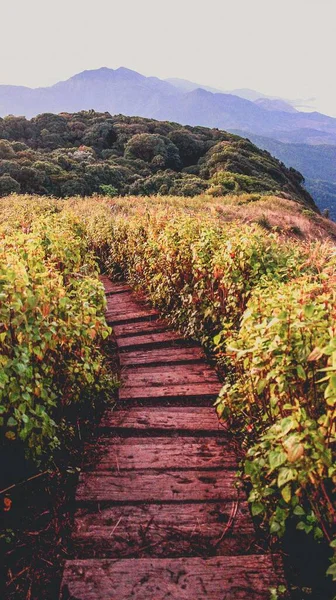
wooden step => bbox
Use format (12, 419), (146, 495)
(60, 555), (286, 600)
(73, 501), (255, 558)
(76, 469), (239, 503)
(121, 365), (219, 386)
(84, 437), (237, 471)
(119, 347), (205, 367)
(105, 284), (131, 295)
(119, 382), (222, 401)
(60, 277), (287, 600)
(99, 275), (123, 292)
(106, 309), (159, 325)
(113, 319), (170, 337)
(99, 406), (226, 434)
(117, 331), (187, 350)
(106, 295), (153, 312)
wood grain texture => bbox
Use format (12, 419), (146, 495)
(61, 555), (286, 600)
(119, 382), (222, 401)
(76, 469), (239, 502)
(105, 284), (131, 295)
(73, 501), (255, 557)
(113, 319), (170, 337)
(84, 436), (237, 471)
(99, 406), (224, 433)
(119, 347), (205, 366)
(122, 365), (219, 386)
(117, 331), (186, 349)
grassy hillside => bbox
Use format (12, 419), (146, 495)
(0, 112), (316, 209)
(232, 131), (336, 219)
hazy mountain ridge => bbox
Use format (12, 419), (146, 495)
(1, 67), (336, 145)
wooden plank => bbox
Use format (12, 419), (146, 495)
(113, 319), (170, 337)
(106, 296), (150, 311)
(117, 331), (186, 350)
(76, 469), (238, 502)
(106, 292), (134, 304)
(61, 555), (286, 600)
(99, 275), (115, 288)
(106, 294), (156, 312)
(99, 406), (226, 433)
(85, 437), (237, 471)
(120, 347), (205, 367)
(106, 310), (159, 325)
(122, 365), (219, 386)
(105, 284), (131, 295)
(119, 382), (221, 401)
(73, 501), (255, 557)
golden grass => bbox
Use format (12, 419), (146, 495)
(1, 193), (335, 243)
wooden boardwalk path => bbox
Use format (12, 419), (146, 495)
(60, 277), (286, 599)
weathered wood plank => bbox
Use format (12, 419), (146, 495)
(99, 275), (117, 289)
(119, 347), (205, 367)
(119, 382), (222, 400)
(106, 295), (152, 312)
(73, 501), (255, 557)
(76, 469), (238, 502)
(106, 310), (159, 325)
(99, 406), (225, 433)
(121, 365), (219, 386)
(105, 284), (131, 295)
(113, 319), (170, 337)
(61, 555), (286, 600)
(117, 331), (186, 350)
(85, 437), (236, 471)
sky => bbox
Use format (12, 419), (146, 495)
(1, 0), (335, 116)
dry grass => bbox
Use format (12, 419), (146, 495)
(1, 193), (335, 243)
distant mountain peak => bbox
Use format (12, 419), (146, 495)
(69, 66), (144, 83)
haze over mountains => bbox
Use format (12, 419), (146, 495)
(0, 66), (335, 217)
(1, 67), (336, 144)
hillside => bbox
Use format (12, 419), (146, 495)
(232, 132), (336, 219)
(0, 111), (316, 207)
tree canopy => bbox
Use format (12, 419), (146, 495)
(0, 111), (315, 207)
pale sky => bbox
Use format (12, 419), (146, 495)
(1, 0), (335, 116)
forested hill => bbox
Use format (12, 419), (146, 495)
(0, 111), (316, 208)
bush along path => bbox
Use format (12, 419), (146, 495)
(60, 277), (287, 600)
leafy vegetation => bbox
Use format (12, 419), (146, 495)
(233, 132), (336, 220)
(0, 112), (316, 207)
(64, 194), (335, 582)
(0, 204), (112, 466)
(1, 193), (335, 590)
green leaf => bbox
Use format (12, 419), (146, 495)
(281, 484), (291, 503)
(293, 505), (305, 516)
(326, 563), (336, 580)
(213, 333), (222, 346)
(7, 416), (18, 427)
(251, 502), (265, 516)
(269, 450), (287, 471)
(303, 304), (315, 318)
(256, 378), (267, 394)
(270, 521), (281, 533)
(278, 467), (296, 488)
(296, 365), (306, 381)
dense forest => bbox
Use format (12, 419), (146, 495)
(0, 111), (315, 207)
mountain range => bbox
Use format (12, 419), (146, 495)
(0, 66), (335, 217)
(1, 67), (335, 144)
